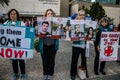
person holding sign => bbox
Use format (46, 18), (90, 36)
(94, 17), (110, 75)
(70, 10), (89, 80)
(4, 9), (26, 80)
(36, 9), (59, 80)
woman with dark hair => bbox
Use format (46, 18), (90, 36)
(94, 17), (110, 75)
(4, 8), (26, 80)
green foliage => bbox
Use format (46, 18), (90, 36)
(53, 23), (59, 31)
(89, 2), (106, 20)
(0, 0), (10, 7)
(79, 4), (90, 15)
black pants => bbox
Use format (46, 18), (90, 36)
(41, 45), (56, 76)
(70, 46), (88, 77)
(12, 60), (25, 74)
(94, 46), (106, 72)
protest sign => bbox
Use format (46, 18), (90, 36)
(100, 32), (120, 61)
(0, 25), (35, 59)
(69, 20), (97, 41)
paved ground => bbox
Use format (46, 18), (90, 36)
(0, 39), (120, 80)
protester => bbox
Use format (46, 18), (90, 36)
(94, 17), (111, 75)
(36, 9), (59, 80)
(4, 8), (27, 80)
(25, 18), (31, 27)
(70, 10), (89, 80)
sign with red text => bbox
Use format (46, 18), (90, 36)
(100, 32), (120, 61)
(0, 25), (35, 59)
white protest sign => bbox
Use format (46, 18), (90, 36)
(0, 25), (35, 59)
(100, 32), (120, 61)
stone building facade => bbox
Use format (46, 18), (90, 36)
(70, 1), (120, 25)
(0, 0), (60, 17)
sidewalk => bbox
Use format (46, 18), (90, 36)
(0, 40), (120, 80)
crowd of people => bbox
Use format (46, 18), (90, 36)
(0, 8), (120, 80)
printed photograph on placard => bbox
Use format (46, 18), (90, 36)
(37, 17), (52, 35)
(70, 20), (85, 40)
(84, 20), (97, 40)
(52, 17), (67, 36)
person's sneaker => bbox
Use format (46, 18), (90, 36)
(21, 74), (27, 80)
(43, 75), (48, 80)
(100, 70), (106, 75)
(12, 73), (19, 80)
(47, 75), (53, 80)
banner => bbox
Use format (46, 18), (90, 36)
(69, 20), (97, 41)
(100, 32), (120, 61)
(37, 17), (67, 39)
(0, 25), (35, 59)
(37, 17), (97, 40)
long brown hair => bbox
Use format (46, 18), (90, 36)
(44, 8), (56, 17)
(7, 8), (20, 20)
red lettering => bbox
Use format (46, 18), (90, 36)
(0, 48), (4, 57)
(104, 41), (108, 45)
(102, 34), (107, 38)
(109, 34), (120, 38)
(14, 50), (24, 58)
(6, 48), (12, 58)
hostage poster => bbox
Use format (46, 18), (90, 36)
(100, 32), (120, 61)
(52, 17), (67, 39)
(69, 20), (97, 41)
(0, 25), (35, 59)
(37, 17), (52, 37)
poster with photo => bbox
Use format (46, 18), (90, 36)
(100, 32), (120, 61)
(52, 17), (67, 38)
(37, 17), (52, 37)
(70, 20), (85, 41)
(84, 20), (97, 40)
(69, 20), (97, 41)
